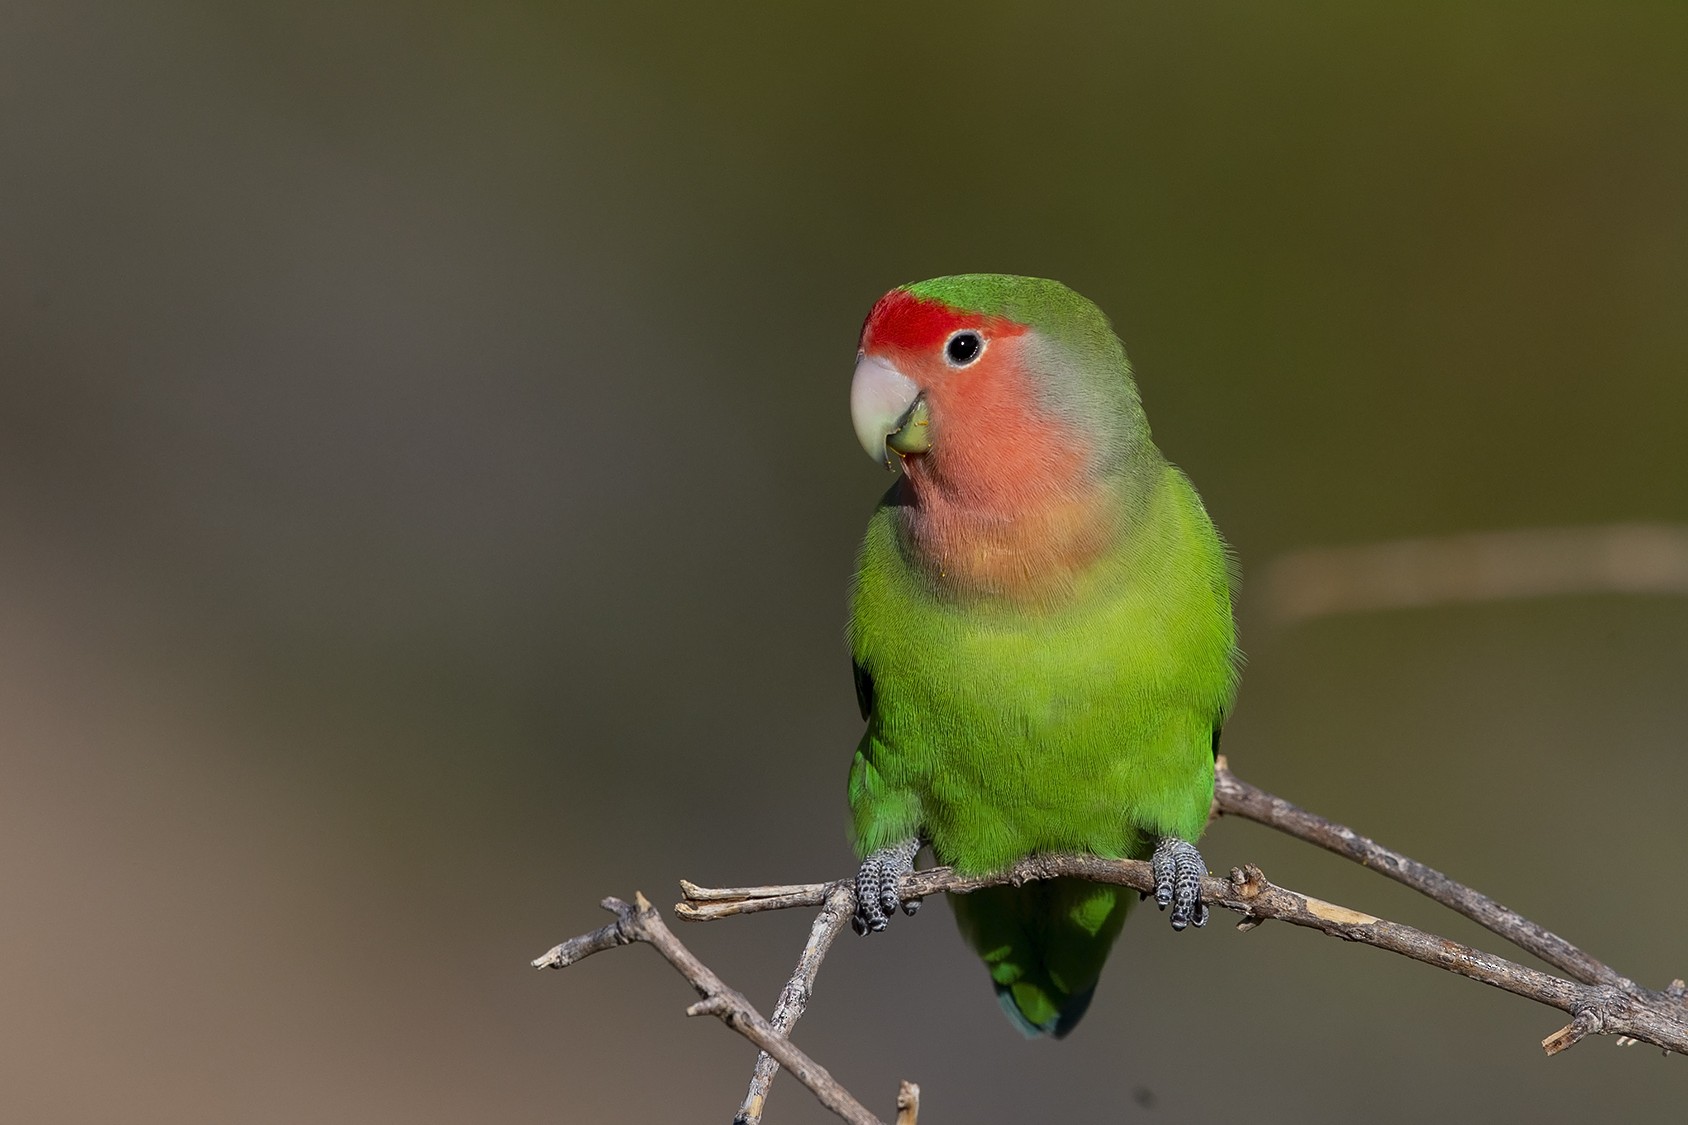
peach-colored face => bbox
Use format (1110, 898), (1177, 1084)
(858, 290), (1029, 436)
(854, 290), (1112, 600)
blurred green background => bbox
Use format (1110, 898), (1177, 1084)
(2, 3), (1685, 1122)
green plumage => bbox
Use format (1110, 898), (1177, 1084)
(848, 275), (1238, 1036)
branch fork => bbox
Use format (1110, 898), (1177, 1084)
(534, 760), (1685, 1122)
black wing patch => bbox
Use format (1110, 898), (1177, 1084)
(853, 659), (875, 721)
(1211, 723), (1223, 760)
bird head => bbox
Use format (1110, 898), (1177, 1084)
(849, 275), (1148, 488)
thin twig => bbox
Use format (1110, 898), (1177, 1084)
(734, 882), (855, 1125)
(532, 893), (890, 1125)
(1209, 757), (1627, 987)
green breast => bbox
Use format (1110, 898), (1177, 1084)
(848, 466), (1236, 873)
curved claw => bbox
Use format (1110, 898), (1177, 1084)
(853, 838), (921, 935)
(1151, 836), (1210, 932)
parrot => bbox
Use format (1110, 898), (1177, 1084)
(844, 274), (1239, 1038)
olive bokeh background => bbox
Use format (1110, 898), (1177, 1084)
(3, 4), (1686, 1122)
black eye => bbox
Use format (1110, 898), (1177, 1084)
(945, 330), (983, 366)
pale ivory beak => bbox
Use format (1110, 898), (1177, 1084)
(850, 354), (931, 470)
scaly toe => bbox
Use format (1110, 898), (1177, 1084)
(879, 885), (901, 918)
(1153, 836), (1209, 933)
(852, 838), (920, 936)
(853, 866), (887, 933)
(1150, 836), (1178, 911)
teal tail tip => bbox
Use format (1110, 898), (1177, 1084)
(993, 982), (1098, 1039)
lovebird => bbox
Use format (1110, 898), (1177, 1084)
(845, 275), (1239, 1037)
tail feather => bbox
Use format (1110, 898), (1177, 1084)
(952, 878), (1131, 1038)
(993, 979), (1097, 1039)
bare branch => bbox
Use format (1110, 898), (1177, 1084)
(681, 878), (831, 903)
(533, 893), (888, 1125)
(677, 855), (1688, 1055)
(1210, 757), (1626, 987)
(734, 882), (855, 1125)
(529, 897), (639, 967)
(535, 768), (1687, 1121)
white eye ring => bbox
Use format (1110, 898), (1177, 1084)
(943, 329), (986, 368)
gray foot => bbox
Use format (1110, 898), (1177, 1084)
(1151, 837), (1209, 931)
(852, 838), (921, 934)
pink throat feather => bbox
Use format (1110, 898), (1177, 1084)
(882, 333), (1117, 602)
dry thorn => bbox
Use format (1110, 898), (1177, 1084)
(895, 1080), (919, 1125)
(1543, 1011), (1598, 1056)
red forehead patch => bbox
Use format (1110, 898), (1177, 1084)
(860, 288), (1026, 354)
